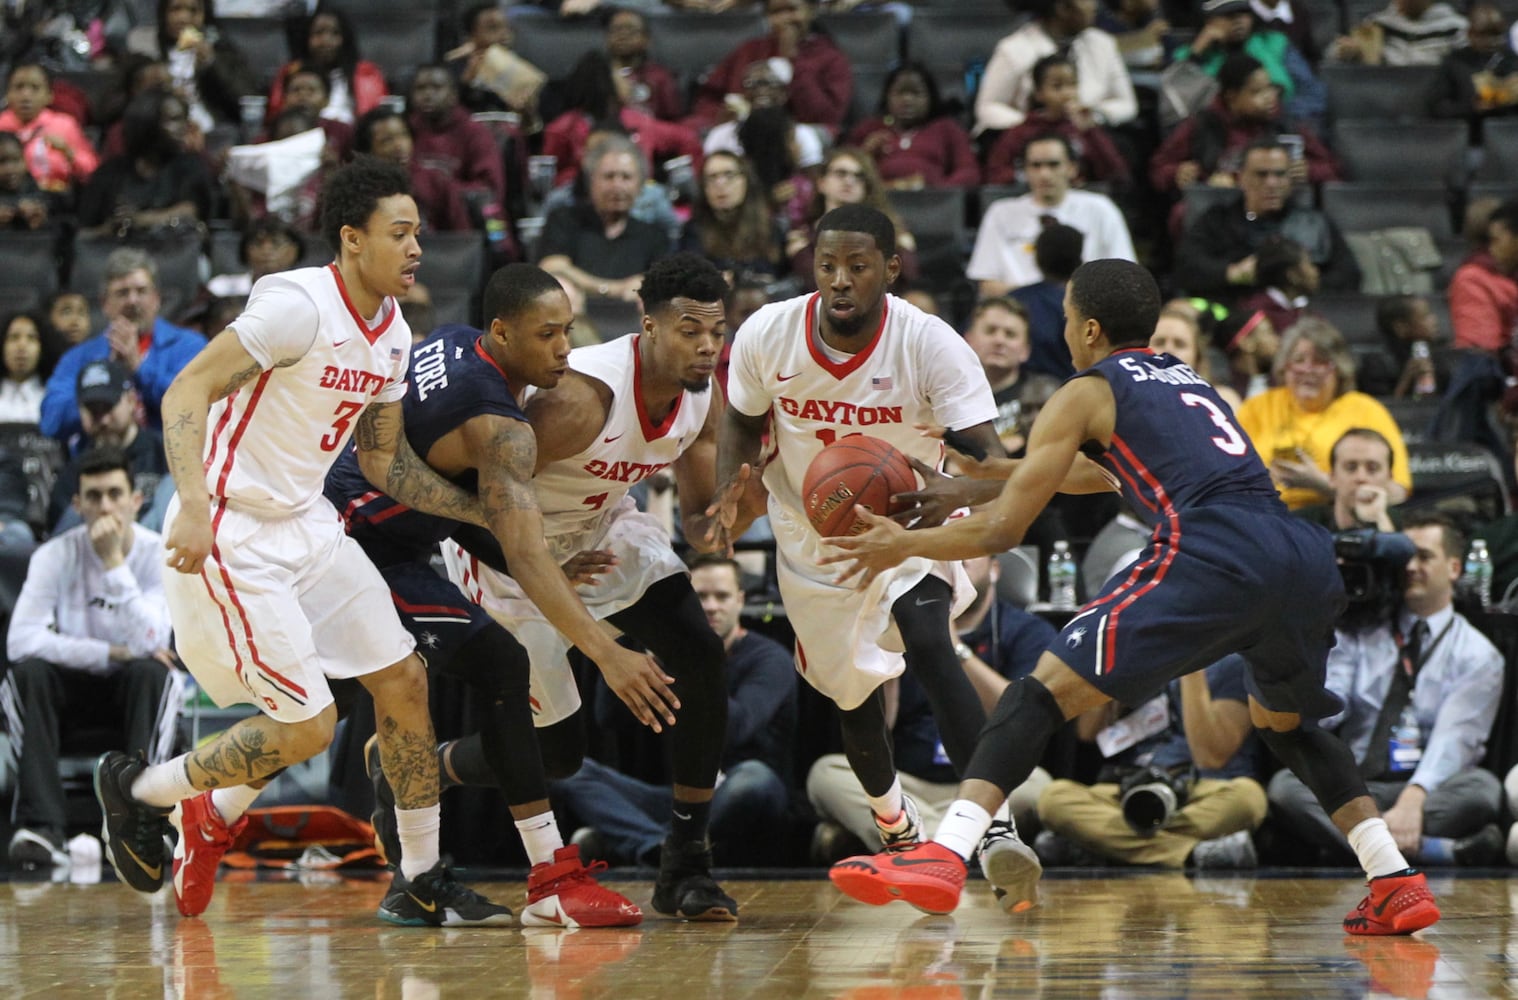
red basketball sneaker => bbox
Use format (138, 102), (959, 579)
(1343, 869), (1441, 936)
(522, 845), (643, 927)
(829, 841), (967, 915)
(170, 792), (247, 918)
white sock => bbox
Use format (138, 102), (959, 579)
(515, 811), (563, 867)
(1348, 817), (1410, 878)
(209, 784), (262, 826)
(934, 799), (993, 861)
(129, 754), (199, 808)
(396, 804), (442, 880)
(866, 777), (904, 826)
(992, 798), (1016, 833)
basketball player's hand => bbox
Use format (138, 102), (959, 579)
(600, 647), (679, 732)
(562, 548), (618, 586)
(701, 462), (753, 554)
(819, 508), (909, 588)
(891, 455), (961, 529)
(165, 508), (214, 575)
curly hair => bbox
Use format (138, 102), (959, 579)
(638, 252), (729, 314)
(319, 156), (411, 254)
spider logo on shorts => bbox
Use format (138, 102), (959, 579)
(1066, 627), (1087, 649)
(418, 631), (439, 649)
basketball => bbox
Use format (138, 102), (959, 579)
(801, 435), (917, 537)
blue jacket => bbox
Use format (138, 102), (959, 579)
(40, 318), (207, 441)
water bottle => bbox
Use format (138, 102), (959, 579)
(1410, 340), (1437, 399)
(1048, 541), (1077, 610)
(1466, 538), (1493, 610)
(1387, 703), (1423, 774)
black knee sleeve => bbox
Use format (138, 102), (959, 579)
(443, 623), (531, 700)
(441, 625), (548, 805)
(536, 716), (586, 781)
(1258, 724), (1367, 817)
(893, 577), (987, 772)
(838, 689), (896, 797)
(963, 675), (1064, 791)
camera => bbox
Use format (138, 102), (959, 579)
(1334, 528), (1416, 629)
(1119, 764), (1196, 835)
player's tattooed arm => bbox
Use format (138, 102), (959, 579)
(354, 399), (488, 527)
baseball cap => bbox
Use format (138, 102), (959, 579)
(77, 360), (133, 408)
(1201, 0), (1251, 15)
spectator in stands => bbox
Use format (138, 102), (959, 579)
(1035, 654), (1266, 870)
(352, 107), (472, 233)
(3, 447), (178, 872)
(0, 311), (59, 425)
(1232, 236), (1320, 338)
(703, 61), (826, 183)
(679, 151), (787, 285)
(1293, 426), (1400, 532)
(446, 1), (546, 120)
(0, 63), (100, 195)
(47, 293), (92, 349)
(48, 360), (171, 534)
(1235, 317), (1411, 509)
(0, 131), (57, 232)
(41, 248), (205, 442)
(1428, 2), (1518, 141)
(808, 556), (1056, 862)
(1149, 53), (1339, 200)
(1332, 0), (1469, 66)
(1174, 140), (1358, 306)
(964, 298), (1063, 455)
(606, 7), (684, 122)
(1450, 198), (1518, 355)
(96, 58), (188, 162)
(784, 147), (919, 290)
(1269, 513), (1505, 867)
(1011, 222), (1084, 378)
(1175, 0), (1326, 125)
(1096, 0), (1176, 71)
(1248, 0), (1324, 66)
(1359, 294), (1449, 398)
(537, 134), (673, 311)
(273, 66), (353, 160)
(975, 0), (1138, 132)
(203, 216), (304, 300)
(968, 133), (1135, 296)
(123, 0), (256, 132)
(558, 555), (795, 867)
(77, 89), (214, 237)
(845, 62), (981, 190)
(542, 52), (703, 190)
(1210, 305), (1283, 400)
(692, 0), (853, 133)
(265, 3), (388, 126)
(985, 54), (1131, 188)
(408, 65), (508, 212)
(1150, 303), (1244, 410)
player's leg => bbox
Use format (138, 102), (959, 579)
(837, 686), (923, 849)
(892, 576), (986, 771)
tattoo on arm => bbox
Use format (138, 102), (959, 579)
(211, 361), (265, 403)
(478, 421), (540, 522)
(357, 401), (485, 524)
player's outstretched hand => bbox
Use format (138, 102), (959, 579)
(600, 646), (680, 733)
(891, 455), (961, 529)
(819, 508), (910, 589)
(562, 548), (618, 586)
(164, 508), (214, 575)
(700, 462), (752, 554)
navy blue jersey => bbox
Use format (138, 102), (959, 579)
(324, 324), (528, 565)
(1078, 348), (1282, 528)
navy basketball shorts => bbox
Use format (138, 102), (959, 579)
(380, 560), (498, 679)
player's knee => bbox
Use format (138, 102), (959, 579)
(537, 718), (584, 780)
(365, 653), (430, 705)
(288, 703), (338, 758)
(982, 675), (1063, 741)
(457, 626), (531, 699)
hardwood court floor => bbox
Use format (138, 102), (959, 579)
(2, 868), (1513, 999)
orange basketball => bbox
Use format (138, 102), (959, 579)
(802, 435), (918, 537)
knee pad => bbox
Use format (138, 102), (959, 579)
(963, 676), (1065, 788)
(452, 625), (531, 700)
(537, 717), (585, 781)
(1258, 725), (1366, 817)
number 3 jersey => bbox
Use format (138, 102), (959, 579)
(1081, 348), (1282, 527)
(210, 265), (411, 516)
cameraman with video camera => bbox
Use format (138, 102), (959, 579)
(1268, 512), (1506, 866)
(1035, 653), (1267, 870)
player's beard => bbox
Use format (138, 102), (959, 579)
(680, 376), (712, 393)
(827, 307), (872, 338)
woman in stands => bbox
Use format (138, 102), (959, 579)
(679, 151), (788, 287)
(264, 2), (387, 126)
(1149, 302), (1244, 411)
(351, 107), (471, 233)
(123, 0), (256, 132)
(785, 147), (918, 290)
(77, 88), (213, 236)
(0, 311), (61, 425)
(845, 62), (980, 190)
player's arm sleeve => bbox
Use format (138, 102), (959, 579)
(5, 543), (111, 673)
(723, 320), (774, 419)
(228, 276), (321, 369)
(922, 329), (999, 431)
(98, 557), (173, 658)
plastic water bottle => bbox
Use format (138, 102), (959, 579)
(1410, 340), (1437, 399)
(1387, 703), (1423, 774)
(1466, 538), (1493, 610)
(1048, 541), (1077, 610)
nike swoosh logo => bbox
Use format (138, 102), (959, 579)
(603, 433), (624, 444)
(540, 909), (564, 925)
(408, 891), (438, 913)
(673, 810), (692, 821)
(777, 372), (800, 381)
(914, 597), (940, 606)
(121, 842), (162, 881)
(890, 855), (951, 867)
(1372, 892), (1402, 917)
(334, 339), (351, 348)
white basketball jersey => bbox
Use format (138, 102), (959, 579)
(531, 333), (711, 540)
(205, 265), (411, 516)
(726, 293), (996, 518)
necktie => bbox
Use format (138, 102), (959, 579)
(1360, 619), (1428, 780)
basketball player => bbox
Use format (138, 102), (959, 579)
(323, 262), (657, 927)
(822, 259), (1441, 936)
(92, 159), (510, 927)
(441, 252), (740, 921)
(706, 204), (1004, 857)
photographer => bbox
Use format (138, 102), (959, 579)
(1035, 654), (1267, 869)
(1268, 513), (1505, 866)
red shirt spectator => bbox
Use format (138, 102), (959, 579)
(606, 8), (684, 121)
(543, 108), (701, 190)
(985, 55), (1130, 187)
(845, 64), (980, 188)
(408, 66), (507, 208)
(1450, 204), (1518, 353)
(265, 6), (388, 126)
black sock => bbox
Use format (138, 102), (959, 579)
(671, 797), (713, 847)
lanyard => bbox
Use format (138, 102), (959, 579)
(1391, 617), (1454, 682)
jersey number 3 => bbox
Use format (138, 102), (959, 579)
(320, 400), (365, 452)
(1180, 392), (1247, 456)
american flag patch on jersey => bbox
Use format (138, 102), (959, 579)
(390, 348), (403, 360)
(871, 376), (892, 390)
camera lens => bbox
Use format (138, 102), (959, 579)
(1121, 782), (1179, 834)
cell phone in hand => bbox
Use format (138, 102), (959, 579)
(1279, 134), (1305, 162)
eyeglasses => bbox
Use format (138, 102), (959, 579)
(826, 167), (865, 181)
(703, 169), (742, 184)
(1287, 355), (1334, 370)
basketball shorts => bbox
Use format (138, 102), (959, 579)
(442, 496), (685, 727)
(163, 495), (417, 723)
(1051, 504), (1346, 719)
(380, 561), (496, 672)
(769, 495), (972, 711)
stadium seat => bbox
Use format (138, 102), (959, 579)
(509, 14), (604, 79)
(994, 545), (1040, 608)
(1473, 119), (1518, 183)
(1405, 440), (1511, 521)
(358, 12), (440, 91)
(417, 231), (487, 325)
(889, 187), (970, 291)
(218, 17), (291, 90)
(1322, 65), (1439, 124)
(0, 232), (62, 307)
(584, 295), (643, 342)
(849, 64), (891, 130)
(907, 9), (1020, 69)
(1331, 121), (1468, 189)
(648, 12), (767, 86)
(1320, 182), (1455, 241)
(817, 10), (901, 69)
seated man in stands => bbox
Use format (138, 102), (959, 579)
(1269, 513), (1505, 866)
(965, 298), (1065, 455)
(1036, 654), (1267, 870)
(407, 65), (508, 216)
(1450, 199), (1518, 356)
(1332, 0), (1469, 66)
(3, 447), (179, 871)
(1294, 427), (1401, 533)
